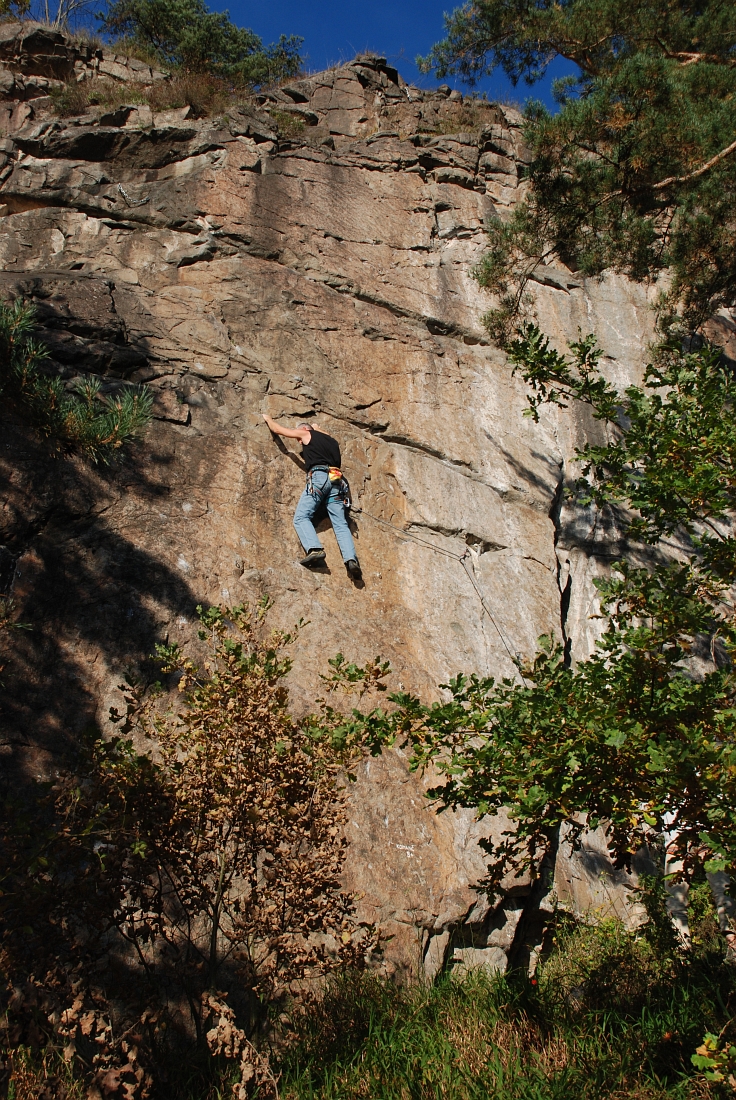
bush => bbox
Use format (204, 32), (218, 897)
(0, 299), (152, 462)
(538, 919), (673, 1016)
(145, 70), (231, 116)
(269, 109), (305, 140)
(48, 79), (92, 117)
(0, 603), (384, 1098)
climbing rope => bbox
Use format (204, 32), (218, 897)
(354, 507), (521, 671)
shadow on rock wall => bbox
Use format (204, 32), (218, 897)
(0, 411), (201, 783)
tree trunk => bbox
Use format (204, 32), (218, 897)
(506, 828), (560, 974)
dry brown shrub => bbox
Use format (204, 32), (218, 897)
(49, 80), (93, 117)
(1, 601), (386, 1099)
(145, 72), (232, 117)
(50, 73), (237, 121)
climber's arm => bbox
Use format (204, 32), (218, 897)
(262, 414), (310, 442)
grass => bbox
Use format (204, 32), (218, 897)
(98, 35), (168, 69)
(69, 29), (105, 54)
(2, 893), (732, 1098)
(277, 899), (733, 1100)
(269, 108), (306, 139)
(49, 72), (236, 119)
(431, 102), (498, 137)
(277, 973), (718, 1099)
(4, 1046), (86, 1100)
(48, 72), (311, 138)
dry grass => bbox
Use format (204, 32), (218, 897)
(48, 79), (96, 117)
(145, 72), (232, 116)
(5, 1046), (85, 1100)
(432, 101), (499, 136)
(100, 35), (167, 69)
(69, 29), (104, 53)
(50, 72), (241, 120)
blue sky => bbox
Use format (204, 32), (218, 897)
(222, 0), (575, 110)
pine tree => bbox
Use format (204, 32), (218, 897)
(0, 298), (152, 463)
(101, 0), (302, 87)
(421, 0), (736, 339)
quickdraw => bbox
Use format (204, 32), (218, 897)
(117, 183), (149, 207)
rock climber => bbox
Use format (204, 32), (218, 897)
(262, 414), (362, 578)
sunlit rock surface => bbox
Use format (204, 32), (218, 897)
(0, 25), (662, 975)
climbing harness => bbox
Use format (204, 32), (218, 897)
(354, 507), (522, 675)
(306, 465), (352, 510)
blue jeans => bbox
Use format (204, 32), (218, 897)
(293, 470), (357, 562)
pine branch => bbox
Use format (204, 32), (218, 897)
(649, 136), (736, 191)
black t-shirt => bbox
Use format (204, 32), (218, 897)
(301, 428), (341, 471)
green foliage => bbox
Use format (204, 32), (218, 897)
(321, 652), (390, 696)
(688, 879), (727, 954)
(0, 298), (152, 462)
(692, 1030), (736, 1087)
(421, 0), (735, 88)
(357, 621), (736, 893)
(278, 911), (734, 1098)
(422, 0), (736, 338)
(345, 332), (736, 897)
(508, 325), (736, 571)
(100, 0), (302, 87)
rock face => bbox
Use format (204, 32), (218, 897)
(0, 26), (661, 976)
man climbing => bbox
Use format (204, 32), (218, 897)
(262, 414), (362, 578)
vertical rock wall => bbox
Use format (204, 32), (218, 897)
(0, 27), (660, 975)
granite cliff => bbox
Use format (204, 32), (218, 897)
(0, 22), (661, 977)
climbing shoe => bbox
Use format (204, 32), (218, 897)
(345, 558), (362, 578)
(300, 548), (326, 568)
